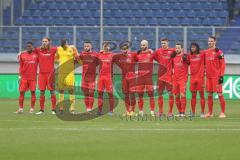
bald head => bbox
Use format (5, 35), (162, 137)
(140, 40), (148, 51)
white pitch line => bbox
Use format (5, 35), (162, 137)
(1, 127), (240, 132)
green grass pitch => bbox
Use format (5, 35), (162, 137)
(0, 98), (240, 160)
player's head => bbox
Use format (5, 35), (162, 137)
(41, 37), (51, 49)
(60, 39), (68, 49)
(160, 38), (169, 49)
(208, 36), (217, 49)
(102, 41), (110, 53)
(26, 41), (34, 53)
(140, 40), (148, 51)
(120, 44), (129, 54)
(190, 42), (200, 55)
(175, 42), (183, 54)
(83, 41), (92, 52)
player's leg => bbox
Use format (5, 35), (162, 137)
(48, 72), (56, 114)
(190, 80), (197, 116)
(217, 86), (226, 118)
(88, 85), (95, 111)
(37, 73), (46, 114)
(174, 82), (181, 114)
(30, 91), (36, 113)
(167, 82), (174, 117)
(16, 91), (25, 113)
(146, 85), (155, 116)
(58, 90), (65, 111)
(157, 80), (164, 116)
(29, 80), (37, 113)
(50, 90), (56, 114)
(68, 89), (75, 113)
(191, 91), (197, 116)
(16, 79), (28, 113)
(179, 82), (187, 116)
(105, 78), (114, 115)
(199, 91), (205, 117)
(130, 92), (136, 114)
(206, 78), (214, 117)
(122, 79), (131, 114)
(82, 81), (90, 110)
(97, 78), (104, 115)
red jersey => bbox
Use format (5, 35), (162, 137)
(35, 46), (57, 73)
(97, 52), (114, 77)
(154, 48), (175, 80)
(136, 50), (155, 77)
(79, 51), (98, 82)
(204, 49), (225, 78)
(173, 53), (188, 82)
(188, 52), (205, 79)
(18, 51), (38, 80)
(114, 52), (137, 78)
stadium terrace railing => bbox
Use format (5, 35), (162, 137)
(0, 26), (240, 54)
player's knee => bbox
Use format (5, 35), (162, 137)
(217, 92), (223, 96)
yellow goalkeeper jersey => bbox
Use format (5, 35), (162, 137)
(56, 45), (78, 74)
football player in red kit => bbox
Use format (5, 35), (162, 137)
(135, 40), (155, 117)
(35, 37), (57, 115)
(114, 43), (137, 116)
(154, 38), (175, 117)
(15, 42), (38, 114)
(97, 42), (115, 116)
(78, 41), (98, 111)
(204, 36), (226, 118)
(172, 42), (189, 117)
(188, 43), (205, 118)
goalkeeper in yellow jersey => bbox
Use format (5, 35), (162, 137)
(55, 39), (80, 113)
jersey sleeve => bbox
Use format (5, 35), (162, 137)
(219, 50), (225, 77)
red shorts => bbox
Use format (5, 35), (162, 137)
(173, 80), (187, 95)
(38, 72), (55, 91)
(190, 78), (205, 92)
(19, 79), (36, 92)
(81, 80), (95, 91)
(134, 77), (154, 93)
(158, 79), (173, 93)
(206, 78), (222, 93)
(122, 78), (136, 94)
(97, 76), (113, 93)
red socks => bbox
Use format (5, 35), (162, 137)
(200, 91), (205, 113)
(158, 96), (163, 114)
(219, 95), (226, 113)
(51, 94), (56, 110)
(138, 94), (144, 111)
(19, 92), (24, 109)
(125, 94), (131, 112)
(181, 97), (186, 113)
(208, 95), (213, 114)
(191, 92), (197, 114)
(109, 93), (114, 112)
(169, 95), (174, 114)
(30, 92), (36, 109)
(175, 97), (181, 113)
(40, 95), (45, 111)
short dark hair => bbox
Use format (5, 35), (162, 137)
(27, 41), (33, 45)
(209, 36), (217, 41)
(161, 38), (169, 42)
(175, 42), (182, 48)
(60, 39), (67, 46)
(84, 41), (92, 44)
(190, 42), (200, 54)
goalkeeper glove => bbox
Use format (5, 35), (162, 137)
(218, 76), (224, 84)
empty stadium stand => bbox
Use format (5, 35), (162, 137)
(0, 0), (237, 54)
